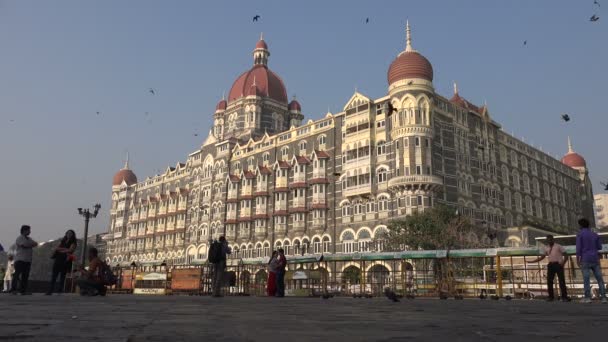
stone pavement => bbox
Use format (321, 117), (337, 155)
(1, 294), (607, 341)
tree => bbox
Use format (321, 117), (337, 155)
(378, 205), (488, 297)
(380, 205), (485, 252)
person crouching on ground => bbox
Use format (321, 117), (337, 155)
(46, 229), (77, 295)
(77, 247), (106, 296)
(527, 234), (570, 301)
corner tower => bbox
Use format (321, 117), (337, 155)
(386, 22), (442, 212)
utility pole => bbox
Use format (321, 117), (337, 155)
(78, 204), (101, 266)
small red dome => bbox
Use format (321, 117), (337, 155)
(216, 99), (227, 111)
(113, 169), (137, 186)
(288, 99), (301, 111)
(255, 39), (268, 50)
(561, 152), (586, 168)
(228, 65), (287, 103)
(388, 51), (433, 85)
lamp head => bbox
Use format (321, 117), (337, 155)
(78, 208), (83, 215)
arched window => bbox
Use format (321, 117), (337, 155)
(318, 135), (327, 149)
(535, 199), (543, 218)
(377, 141), (386, 155)
(313, 237), (321, 254)
(377, 168), (388, 183)
(514, 193), (522, 212)
(503, 189), (511, 209)
(502, 166), (510, 185)
(378, 195), (390, 211)
(299, 141), (307, 155)
(263, 152), (270, 163)
(341, 231), (356, 253)
(512, 170), (520, 190)
(322, 236), (331, 253)
(281, 147), (289, 159)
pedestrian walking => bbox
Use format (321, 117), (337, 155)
(267, 251), (278, 296)
(576, 218), (607, 303)
(10, 225), (38, 295)
(3, 255), (15, 292)
(275, 248), (287, 297)
(527, 235), (570, 301)
(209, 236), (231, 297)
(46, 229), (77, 295)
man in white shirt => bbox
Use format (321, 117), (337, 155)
(528, 235), (569, 301)
(10, 225), (38, 295)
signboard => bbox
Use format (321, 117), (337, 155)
(133, 288), (166, 295)
(292, 271), (308, 280)
(172, 269), (202, 290)
(485, 249), (498, 257)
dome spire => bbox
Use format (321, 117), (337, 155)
(453, 81), (459, 95)
(405, 20), (414, 52)
(123, 151), (130, 170)
(567, 136), (574, 153)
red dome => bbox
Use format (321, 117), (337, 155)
(228, 65), (288, 103)
(113, 169), (137, 186)
(255, 39), (268, 50)
(216, 99), (227, 111)
(561, 152), (586, 168)
(388, 51), (433, 85)
(288, 99), (301, 111)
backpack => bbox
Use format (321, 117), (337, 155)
(208, 241), (222, 263)
(100, 262), (117, 286)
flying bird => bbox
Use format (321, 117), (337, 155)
(9, 119), (15, 123)
(594, 0), (600, 7)
(194, 133), (199, 137)
(590, 14), (600, 22)
(386, 102), (397, 116)
(561, 114), (571, 122)
(253, 15), (260, 22)
(523, 40), (527, 46)
(149, 88), (156, 95)
(96, 111), (101, 115)
(601, 182), (608, 191)
(365, 17), (369, 23)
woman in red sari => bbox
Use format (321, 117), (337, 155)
(266, 251), (278, 296)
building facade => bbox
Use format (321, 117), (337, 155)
(594, 194), (608, 229)
(104, 24), (595, 265)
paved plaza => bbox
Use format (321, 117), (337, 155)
(1, 294), (607, 341)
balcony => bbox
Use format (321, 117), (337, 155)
(255, 226), (267, 239)
(176, 220), (185, 229)
(387, 175), (443, 191)
(256, 183), (268, 193)
(275, 177), (288, 189)
(292, 221), (306, 234)
(343, 183), (372, 197)
(241, 186), (253, 197)
(274, 224), (287, 236)
(168, 205), (177, 213)
(255, 206), (267, 216)
(312, 169), (326, 179)
(344, 156), (371, 168)
(227, 190), (238, 200)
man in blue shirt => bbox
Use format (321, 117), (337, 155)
(576, 218), (607, 303)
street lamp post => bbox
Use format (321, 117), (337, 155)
(78, 204), (101, 267)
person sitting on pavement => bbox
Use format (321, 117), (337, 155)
(77, 247), (106, 296)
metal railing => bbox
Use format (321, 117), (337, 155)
(105, 245), (608, 299)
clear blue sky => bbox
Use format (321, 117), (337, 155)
(0, 0), (606, 246)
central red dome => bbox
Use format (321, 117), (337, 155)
(388, 51), (434, 84)
(227, 38), (288, 104)
(228, 65), (287, 103)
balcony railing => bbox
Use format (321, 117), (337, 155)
(343, 183), (372, 197)
(387, 175), (443, 189)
